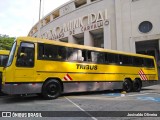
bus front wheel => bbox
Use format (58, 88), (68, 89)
(42, 79), (62, 100)
(133, 79), (142, 92)
(123, 79), (133, 92)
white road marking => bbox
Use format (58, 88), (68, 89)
(115, 92), (160, 99)
(64, 96), (98, 120)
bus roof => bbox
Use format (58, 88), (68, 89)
(0, 50), (10, 55)
(17, 37), (154, 59)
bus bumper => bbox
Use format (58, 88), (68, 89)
(1, 83), (43, 95)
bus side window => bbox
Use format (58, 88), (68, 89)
(133, 57), (144, 67)
(91, 52), (104, 63)
(77, 50), (84, 61)
(121, 55), (133, 65)
(108, 53), (113, 63)
(97, 53), (105, 64)
(144, 58), (154, 68)
(68, 48), (78, 61)
(104, 53), (108, 63)
(119, 55), (123, 65)
(114, 54), (119, 64)
(87, 51), (91, 62)
(108, 53), (118, 64)
(91, 51), (98, 63)
(38, 43), (44, 59)
(82, 50), (87, 61)
(57, 46), (67, 60)
(46, 44), (57, 59)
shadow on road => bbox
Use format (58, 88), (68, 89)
(0, 94), (44, 104)
(0, 90), (122, 103)
(141, 88), (155, 91)
(1, 84), (159, 103)
(62, 89), (122, 97)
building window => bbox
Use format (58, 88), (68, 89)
(139, 21), (153, 33)
(132, 0), (140, 2)
(75, 0), (87, 8)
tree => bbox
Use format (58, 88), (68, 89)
(0, 35), (15, 50)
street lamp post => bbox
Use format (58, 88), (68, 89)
(38, 0), (42, 38)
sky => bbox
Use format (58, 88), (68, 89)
(0, 0), (70, 37)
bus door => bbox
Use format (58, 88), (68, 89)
(15, 42), (35, 82)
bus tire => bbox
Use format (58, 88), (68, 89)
(123, 79), (133, 92)
(133, 79), (142, 92)
(42, 79), (62, 100)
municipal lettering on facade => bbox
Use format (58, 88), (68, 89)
(41, 9), (109, 40)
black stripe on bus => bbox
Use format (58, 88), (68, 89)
(36, 71), (156, 75)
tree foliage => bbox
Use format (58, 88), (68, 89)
(0, 34), (15, 50)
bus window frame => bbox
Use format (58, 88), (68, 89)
(6, 42), (17, 67)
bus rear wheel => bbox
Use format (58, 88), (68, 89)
(42, 79), (62, 100)
(133, 79), (142, 92)
(123, 79), (133, 92)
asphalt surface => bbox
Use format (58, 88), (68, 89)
(0, 84), (160, 120)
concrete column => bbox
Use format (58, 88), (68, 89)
(115, 0), (123, 51)
(157, 39), (160, 64)
(37, 21), (42, 29)
(129, 37), (136, 53)
(68, 35), (77, 44)
(103, 24), (111, 49)
(50, 14), (57, 21)
(157, 39), (160, 80)
(50, 14), (54, 21)
(84, 31), (94, 46)
(43, 20), (46, 26)
(158, 40), (160, 55)
(33, 29), (36, 34)
(37, 21), (42, 38)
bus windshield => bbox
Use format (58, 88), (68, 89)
(6, 42), (16, 67)
(0, 55), (8, 67)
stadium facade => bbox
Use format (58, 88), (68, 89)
(28, 0), (160, 66)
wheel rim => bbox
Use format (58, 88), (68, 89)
(124, 82), (129, 90)
(123, 80), (132, 92)
(134, 81), (141, 91)
(134, 82), (139, 90)
(47, 83), (58, 96)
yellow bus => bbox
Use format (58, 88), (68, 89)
(0, 50), (9, 92)
(2, 37), (158, 99)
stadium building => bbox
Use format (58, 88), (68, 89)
(28, 0), (160, 67)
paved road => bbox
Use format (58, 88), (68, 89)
(0, 85), (160, 120)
